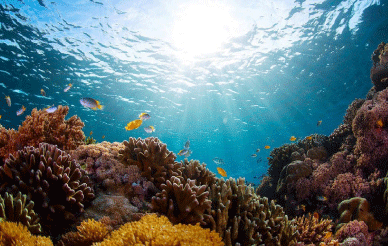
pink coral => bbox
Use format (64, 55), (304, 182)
(335, 220), (372, 245)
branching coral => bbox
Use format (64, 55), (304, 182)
(337, 197), (382, 231)
(119, 137), (182, 190)
(180, 159), (217, 186)
(294, 213), (333, 245)
(0, 105), (85, 162)
(0, 221), (53, 246)
(204, 177), (299, 246)
(93, 213), (224, 246)
(57, 218), (111, 246)
(0, 192), (41, 234)
(151, 176), (211, 225)
(0, 143), (94, 235)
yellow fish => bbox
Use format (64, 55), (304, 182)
(102, 135), (105, 139)
(125, 119), (143, 131)
(0, 115), (2, 119)
(317, 120), (322, 126)
(90, 131), (93, 135)
(139, 112), (150, 120)
(306, 135), (313, 140)
(290, 136), (297, 141)
(217, 167), (227, 177)
(377, 119), (384, 128)
(5, 96), (11, 107)
(40, 88), (46, 97)
(264, 145), (270, 149)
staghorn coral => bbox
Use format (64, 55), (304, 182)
(371, 42), (388, 91)
(0, 221), (53, 246)
(353, 88), (388, 174)
(0, 192), (41, 234)
(204, 177), (299, 246)
(119, 137), (182, 190)
(337, 197), (382, 231)
(294, 213), (333, 245)
(180, 158), (217, 186)
(57, 218), (111, 246)
(0, 143), (94, 236)
(0, 105), (85, 162)
(93, 213), (224, 246)
(151, 176), (211, 225)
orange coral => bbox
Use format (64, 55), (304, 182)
(0, 221), (53, 246)
(0, 105), (85, 161)
(295, 213), (333, 244)
(94, 213), (224, 246)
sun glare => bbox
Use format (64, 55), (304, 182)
(172, 3), (236, 59)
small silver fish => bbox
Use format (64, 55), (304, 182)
(16, 105), (26, 116)
(64, 83), (72, 92)
(80, 97), (104, 110)
(144, 126), (155, 133)
(213, 157), (225, 165)
(45, 105), (57, 113)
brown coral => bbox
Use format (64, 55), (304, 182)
(0, 105), (85, 162)
(371, 42), (388, 91)
(204, 177), (299, 246)
(94, 213), (224, 246)
(295, 213), (333, 244)
(151, 176), (211, 225)
(0, 221), (53, 246)
(119, 137), (182, 190)
(0, 143), (94, 235)
(180, 159), (217, 186)
(0, 192), (41, 234)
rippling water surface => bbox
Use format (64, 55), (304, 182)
(0, 0), (387, 182)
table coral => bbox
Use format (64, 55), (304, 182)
(119, 137), (182, 190)
(151, 176), (211, 225)
(93, 213), (224, 246)
(0, 143), (94, 236)
(0, 192), (41, 234)
(0, 221), (53, 246)
(204, 177), (298, 246)
(0, 105), (85, 162)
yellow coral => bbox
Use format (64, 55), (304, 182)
(93, 214), (224, 246)
(77, 219), (110, 242)
(0, 221), (53, 246)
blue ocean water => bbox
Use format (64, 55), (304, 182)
(0, 0), (386, 184)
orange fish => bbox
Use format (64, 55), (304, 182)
(313, 212), (320, 220)
(125, 119), (143, 131)
(90, 131), (93, 135)
(306, 135), (313, 140)
(290, 136), (297, 141)
(264, 145), (270, 149)
(217, 167), (227, 177)
(377, 119), (384, 128)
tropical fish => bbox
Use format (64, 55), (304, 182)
(290, 136), (297, 141)
(139, 112), (150, 120)
(256, 148), (260, 152)
(144, 126), (155, 133)
(251, 154), (257, 157)
(313, 212), (320, 220)
(125, 119), (143, 131)
(213, 157), (225, 165)
(102, 135), (105, 139)
(306, 135), (313, 140)
(316, 195), (328, 202)
(296, 204), (306, 212)
(80, 97), (104, 110)
(217, 167), (227, 177)
(184, 139), (190, 149)
(45, 105), (57, 113)
(177, 148), (189, 156)
(264, 145), (270, 149)
(90, 131), (93, 135)
(40, 88), (46, 96)
(0, 115), (2, 119)
(184, 149), (192, 158)
(64, 83), (72, 92)
(5, 96), (11, 107)
(16, 105), (26, 116)
(317, 120), (322, 126)
(377, 119), (384, 128)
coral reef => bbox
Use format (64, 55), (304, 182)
(337, 197), (382, 231)
(371, 42), (388, 91)
(334, 220), (371, 245)
(276, 159), (313, 194)
(151, 176), (211, 225)
(0, 221), (53, 246)
(93, 213), (224, 246)
(0, 143), (94, 236)
(0, 105), (85, 162)
(119, 137), (182, 190)
(57, 218), (111, 246)
(0, 191), (41, 234)
(180, 159), (217, 186)
(205, 177), (298, 246)
(294, 213), (333, 245)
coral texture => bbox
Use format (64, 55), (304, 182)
(334, 220), (371, 245)
(205, 177), (298, 246)
(0, 105), (85, 162)
(57, 218), (111, 246)
(0, 192), (41, 234)
(0, 221), (53, 246)
(119, 137), (182, 190)
(371, 42), (388, 91)
(93, 213), (224, 246)
(180, 159), (217, 187)
(294, 213), (333, 245)
(151, 176), (212, 225)
(0, 143), (94, 235)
